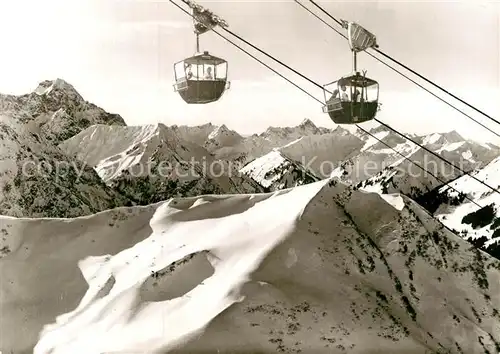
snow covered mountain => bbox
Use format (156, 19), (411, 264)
(416, 156), (500, 259)
(2, 178), (499, 353)
(416, 131), (499, 169)
(238, 127), (363, 190)
(60, 124), (265, 204)
(279, 127), (365, 178)
(349, 129), (499, 201)
(209, 118), (334, 167)
(323, 127), (423, 185)
(233, 122), (500, 260)
(261, 117), (331, 140)
(333, 128), (498, 187)
(170, 122), (217, 146)
(0, 79), (267, 211)
(143, 122), (497, 200)
(0, 78), (125, 144)
(203, 124), (243, 151)
(239, 149), (320, 191)
(0, 81), (132, 218)
(165, 119), (331, 169)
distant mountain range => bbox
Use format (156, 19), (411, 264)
(1, 78), (499, 259)
(1, 79), (500, 354)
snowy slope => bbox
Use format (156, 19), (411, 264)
(278, 127), (365, 178)
(335, 127), (499, 187)
(417, 130), (499, 167)
(350, 129), (499, 200)
(239, 149), (320, 190)
(330, 129), (417, 185)
(0, 78), (125, 144)
(239, 127), (364, 188)
(1, 179), (499, 353)
(357, 146), (464, 198)
(424, 156), (500, 259)
(60, 124), (264, 204)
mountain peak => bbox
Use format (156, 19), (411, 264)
(0, 78), (126, 141)
(421, 130), (465, 146)
(33, 78), (82, 99)
(442, 130), (465, 143)
(199, 122), (215, 129)
(332, 125), (352, 136)
(208, 124), (239, 138)
(204, 124), (243, 150)
(156, 122), (169, 131)
(211, 124), (229, 134)
(299, 118), (317, 129)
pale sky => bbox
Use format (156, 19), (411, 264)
(0, 0), (499, 143)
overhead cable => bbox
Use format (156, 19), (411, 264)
(294, 0), (500, 139)
(305, 0), (500, 131)
(169, 0), (496, 205)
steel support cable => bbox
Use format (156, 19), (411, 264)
(215, 5), (500, 196)
(306, 0), (500, 128)
(221, 27), (332, 94)
(294, 0), (500, 139)
(169, 0), (496, 203)
(374, 45), (500, 127)
(169, 0), (324, 105)
(176, 0), (328, 94)
(295, 0), (347, 40)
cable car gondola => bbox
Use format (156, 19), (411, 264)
(173, 1), (230, 104)
(322, 21), (381, 124)
(173, 51), (230, 104)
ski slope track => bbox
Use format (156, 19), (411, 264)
(1, 179), (499, 353)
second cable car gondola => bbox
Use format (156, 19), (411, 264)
(173, 0), (230, 104)
(322, 20), (381, 124)
(322, 72), (379, 124)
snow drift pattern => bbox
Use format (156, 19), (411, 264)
(33, 181), (326, 353)
(0, 179), (497, 353)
